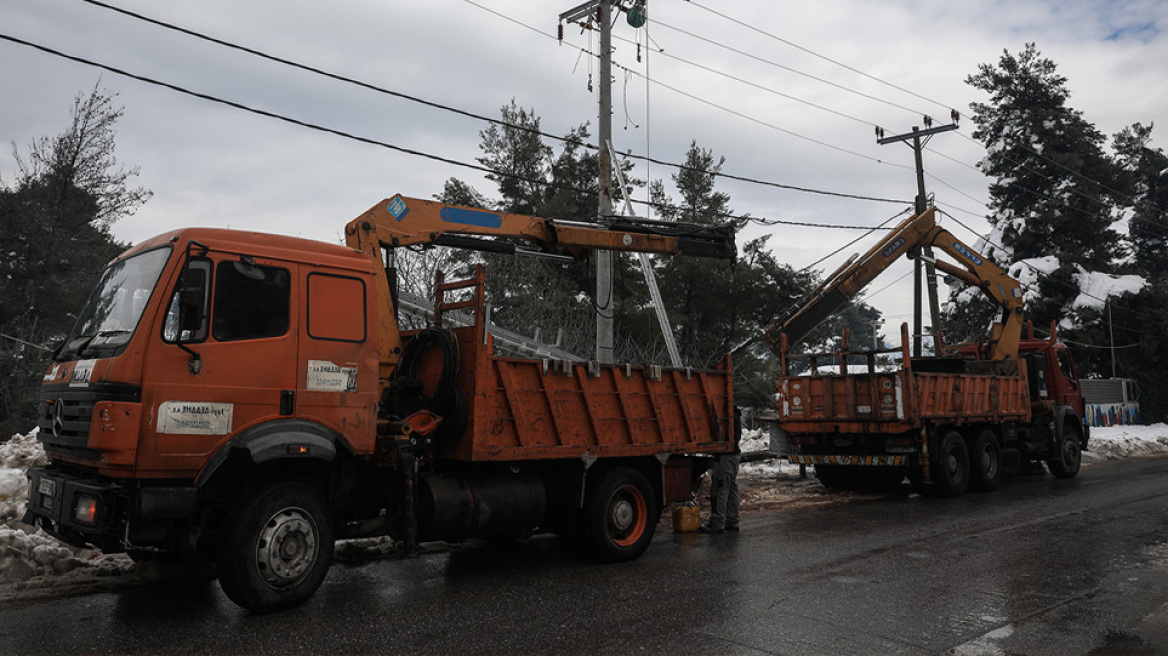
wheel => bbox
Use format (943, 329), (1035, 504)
(932, 430), (970, 497)
(1046, 423), (1083, 479)
(584, 468), (659, 562)
(969, 429), (1002, 492)
(216, 481), (334, 613)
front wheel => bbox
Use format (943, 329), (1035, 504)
(216, 481), (334, 613)
(584, 468), (659, 562)
(1046, 424), (1083, 479)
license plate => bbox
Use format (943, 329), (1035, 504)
(38, 477), (57, 497)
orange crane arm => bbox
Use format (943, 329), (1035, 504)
(761, 207), (1024, 360)
(344, 195), (736, 381)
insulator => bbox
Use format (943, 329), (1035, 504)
(951, 109), (960, 124)
(558, 22), (564, 42)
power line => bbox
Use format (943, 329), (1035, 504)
(1, 32), (902, 234)
(675, 1), (1147, 221)
(461, 1), (913, 170)
(682, 0), (956, 115)
(81, 0), (907, 207)
(648, 19), (922, 121)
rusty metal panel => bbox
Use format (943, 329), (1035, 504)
(440, 336), (734, 462)
(912, 373), (1029, 423)
(778, 366), (1030, 434)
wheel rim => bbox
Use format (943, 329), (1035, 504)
(945, 441), (965, 483)
(608, 485), (647, 547)
(946, 450), (960, 479)
(1062, 438), (1080, 465)
(256, 507), (318, 588)
(980, 445), (998, 479)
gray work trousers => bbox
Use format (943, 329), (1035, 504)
(708, 454), (741, 530)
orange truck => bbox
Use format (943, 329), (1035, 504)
(764, 206), (1089, 496)
(24, 196), (737, 612)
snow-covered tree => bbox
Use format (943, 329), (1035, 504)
(1113, 123), (1168, 278)
(945, 44), (1132, 341)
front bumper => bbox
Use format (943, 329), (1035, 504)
(24, 467), (198, 553)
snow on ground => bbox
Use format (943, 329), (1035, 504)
(2, 424), (1168, 594)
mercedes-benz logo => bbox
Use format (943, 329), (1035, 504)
(51, 399), (65, 438)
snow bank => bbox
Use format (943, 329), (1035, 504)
(1, 431), (132, 585)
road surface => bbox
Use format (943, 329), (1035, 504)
(3, 455), (1168, 655)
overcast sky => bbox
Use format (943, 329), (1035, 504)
(3, 0), (1166, 341)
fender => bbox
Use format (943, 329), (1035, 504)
(196, 419), (349, 487)
(1052, 405), (1089, 449)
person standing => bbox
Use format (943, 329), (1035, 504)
(702, 406), (742, 533)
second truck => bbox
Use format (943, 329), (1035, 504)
(765, 205), (1089, 496)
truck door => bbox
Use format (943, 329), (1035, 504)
(141, 255), (298, 474)
(1050, 347), (1084, 412)
(295, 270), (379, 452)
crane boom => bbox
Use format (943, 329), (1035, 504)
(344, 195), (736, 379)
(762, 207), (1024, 360)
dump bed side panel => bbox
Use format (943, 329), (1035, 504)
(778, 367), (1030, 433)
(913, 372), (1030, 424)
(430, 330), (734, 462)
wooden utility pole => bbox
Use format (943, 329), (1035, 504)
(878, 120), (958, 357)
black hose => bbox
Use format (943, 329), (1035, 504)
(393, 327), (467, 448)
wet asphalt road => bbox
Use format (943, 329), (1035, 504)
(5, 455), (1168, 655)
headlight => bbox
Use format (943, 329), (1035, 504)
(75, 495), (99, 525)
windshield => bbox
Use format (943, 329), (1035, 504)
(58, 246), (172, 361)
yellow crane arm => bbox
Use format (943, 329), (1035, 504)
(761, 207), (1024, 360)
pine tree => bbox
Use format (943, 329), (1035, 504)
(1113, 123), (1168, 278)
(0, 85), (148, 437)
(946, 44), (1127, 340)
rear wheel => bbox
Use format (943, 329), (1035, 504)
(969, 429), (1002, 492)
(584, 468), (659, 562)
(216, 481), (334, 613)
(933, 430), (970, 497)
(1046, 423), (1083, 479)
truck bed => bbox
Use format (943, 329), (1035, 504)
(778, 359), (1031, 435)
(408, 325), (735, 462)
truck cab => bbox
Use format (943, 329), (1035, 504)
(26, 228), (379, 553)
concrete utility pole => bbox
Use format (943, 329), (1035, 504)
(559, 0), (617, 363)
(595, 1), (615, 364)
(878, 119), (958, 358)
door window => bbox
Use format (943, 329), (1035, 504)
(211, 261), (291, 342)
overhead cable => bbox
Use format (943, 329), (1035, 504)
(81, 0), (906, 206)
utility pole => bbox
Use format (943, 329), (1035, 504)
(877, 117), (958, 358)
(560, 0), (616, 363)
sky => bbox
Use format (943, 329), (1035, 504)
(2, 0), (1166, 345)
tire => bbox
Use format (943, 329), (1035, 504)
(932, 430), (970, 497)
(584, 468), (659, 562)
(1046, 423), (1083, 479)
(216, 481), (334, 613)
(969, 429), (1002, 492)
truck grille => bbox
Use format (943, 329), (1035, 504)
(37, 382), (141, 459)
